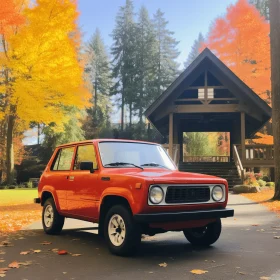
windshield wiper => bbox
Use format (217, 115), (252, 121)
(104, 162), (143, 170)
(140, 163), (171, 170)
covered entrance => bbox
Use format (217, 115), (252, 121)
(145, 48), (273, 186)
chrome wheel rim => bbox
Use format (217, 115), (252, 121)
(44, 204), (54, 228)
(108, 214), (126, 246)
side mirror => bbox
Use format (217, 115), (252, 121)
(80, 161), (94, 173)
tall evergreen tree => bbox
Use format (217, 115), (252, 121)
(85, 29), (112, 138)
(184, 33), (204, 68)
(249, 0), (269, 19)
(135, 6), (157, 126)
(111, 0), (137, 130)
(153, 9), (180, 97)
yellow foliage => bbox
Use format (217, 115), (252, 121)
(2, 0), (90, 126)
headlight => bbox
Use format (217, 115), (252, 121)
(149, 186), (164, 204)
(212, 185), (224, 201)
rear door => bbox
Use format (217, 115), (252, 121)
(67, 144), (99, 219)
(49, 146), (75, 212)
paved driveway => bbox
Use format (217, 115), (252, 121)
(1, 194), (280, 280)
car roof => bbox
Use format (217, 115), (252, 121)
(56, 138), (159, 148)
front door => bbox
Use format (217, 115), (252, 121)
(49, 146), (75, 212)
(67, 144), (99, 219)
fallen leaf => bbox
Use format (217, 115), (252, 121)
(149, 272), (153, 274)
(51, 248), (59, 252)
(159, 262), (167, 267)
(0, 242), (13, 248)
(0, 269), (9, 274)
(0, 252), (5, 255)
(18, 261), (32, 266)
(260, 277), (271, 280)
(239, 272), (247, 275)
(63, 272), (67, 274)
(20, 251), (30, 255)
(8, 261), (19, 268)
(190, 269), (208, 275)
(33, 250), (41, 253)
(40, 241), (52, 245)
(0, 260), (5, 263)
(274, 236), (280, 239)
(18, 237), (25, 240)
(58, 250), (68, 255)
(71, 254), (82, 257)
(252, 224), (259, 226)
(260, 229), (265, 232)
(0, 274), (5, 278)
(212, 260), (216, 263)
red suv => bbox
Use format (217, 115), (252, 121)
(35, 139), (234, 256)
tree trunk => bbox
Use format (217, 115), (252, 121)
(269, 0), (280, 199)
(6, 114), (15, 185)
(121, 88), (124, 131)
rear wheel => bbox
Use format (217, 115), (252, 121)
(104, 205), (141, 256)
(183, 219), (222, 246)
(42, 198), (64, 235)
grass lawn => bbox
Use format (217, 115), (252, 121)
(0, 189), (41, 236)
(242, 190), (280, 217)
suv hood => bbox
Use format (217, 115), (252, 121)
(104, 168), (227, 185)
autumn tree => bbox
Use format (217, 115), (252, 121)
(184, 33), (205, 68)
(204, 0), (271, 104)
(0, 0), (90, 184)
(269, 0), (280, 199)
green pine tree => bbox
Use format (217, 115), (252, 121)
(111, 0), (137, 130)
(184, 32), (204, 68)
(85, 29), (112, 138)
(249, 0), (269, 20)
(134, 6), (157, 126)
(153, 9), (180, 97)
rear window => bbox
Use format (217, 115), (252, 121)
(51, 147), (75, 171)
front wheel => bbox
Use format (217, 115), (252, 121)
(104, 205), (141, 256)
(183, 219), (222, 246)
(42, 198), (65, 235)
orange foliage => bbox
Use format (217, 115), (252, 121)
(204, 0), (271, 103)
(0, 0), (25, 36)
(242, 190), (280, 217)
(0, 204), (41, 236)
(253, 132), (274, 145)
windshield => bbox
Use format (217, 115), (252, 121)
(98, 142), (176, 170)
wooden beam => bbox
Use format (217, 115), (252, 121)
(175, 104), (238, 113)
(187, 86), (227, 90)
(169, 113), (173, 158)
(241, 112), (246, 162)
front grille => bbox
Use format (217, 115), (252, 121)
(165, 186), (210, 204)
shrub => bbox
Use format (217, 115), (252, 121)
(255, 173), (263, 180)
(233, 185), (260, 194)
(262, 175), (270, 182)
(27, 181), (33, 188)
(257, 179), (267, 187)
(244, 172), (259, 186)
(266, 182), (275, 187)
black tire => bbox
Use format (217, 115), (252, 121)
(183, 219), (222, 246)
(104, 205), (141, 256)
(42, 198), (65, 235)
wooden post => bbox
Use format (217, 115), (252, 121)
(269, 0), (280, 199)
(241, 112), (246, 162)
(169, 113), (173, 159)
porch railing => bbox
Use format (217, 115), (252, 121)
(236, 144), (274, 161)
(233, 145), (245, 183)
(162, 144), (180, 166)
(182, 156), (230, 162)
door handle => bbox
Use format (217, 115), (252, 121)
(69, 176), (75, 181)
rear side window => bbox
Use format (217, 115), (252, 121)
(51, 147), (75, 171)
(74, 145), (98, 170)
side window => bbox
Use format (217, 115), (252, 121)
(74, 145), (98, 170)
(51, 147), (75, 171)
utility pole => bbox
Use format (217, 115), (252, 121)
(269, 0), (280, 199)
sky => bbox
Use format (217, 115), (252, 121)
(78, 0), (237, 68)
(24, 0), (238, 145)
